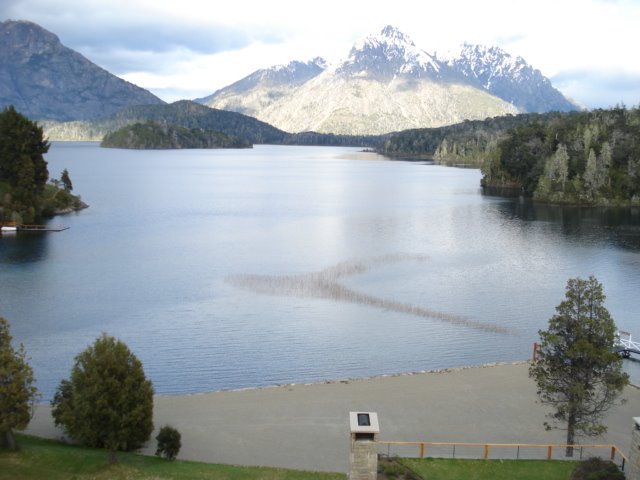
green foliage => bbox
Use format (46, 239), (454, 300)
(51, 334), (154, 463)
(381, 106), (640, 205)
(570, 457), (625, 480)
(483, 107), (640, 205)
(0, 106), (84, 221)
(529, 276), (629, 456)
(1, 434), (346, 480)
(401, 457), (576, 480)
(101, 121), (252, 149)
(0, 318), (39, 450)
(378, 112), (566, 166)
(60, 169), (72, 192)
(0, 106), (49, 222)
(378, 457), (419, 479)
(155, 425), (181, 461)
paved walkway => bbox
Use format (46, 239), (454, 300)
(26, 363), (640, 473)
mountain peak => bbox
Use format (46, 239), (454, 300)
(448, 43), (578, 112)
(379, 25), (415, 46)
(0, 19), (164, 121)
(339, 25), (444, 80)
(0, 20), (62, 57)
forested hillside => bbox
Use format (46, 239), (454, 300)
(101, 122), (252, 149)
(379, 112), (569, 164)
(44, 100), (384, 147)
(380, 107), (640, 206)
(483, 106), (640, 205)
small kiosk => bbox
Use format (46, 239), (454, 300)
(349, 412), (380, 480)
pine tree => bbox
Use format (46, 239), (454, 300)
(529, 276), (628, 457)
(0, 318), (39, 450)
(0, 106), (50, 222)
(60, 169), (73, 192)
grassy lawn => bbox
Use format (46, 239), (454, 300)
(0, 435), (346, 480)
(400, 457), (576, 480)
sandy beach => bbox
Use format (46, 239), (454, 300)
(26, 362), (640, 473)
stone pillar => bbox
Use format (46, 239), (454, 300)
(629, 417), (640, 480)
(349, 412), (379, 480)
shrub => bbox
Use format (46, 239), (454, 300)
(155, 425), (182, 461)
(570, 457), (625, 480)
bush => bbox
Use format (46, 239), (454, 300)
(51, 334), (154, 463)
(155, 425), (181, 461)
(570, 457), (625, 480)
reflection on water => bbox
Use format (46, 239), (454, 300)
(498, 199), (640, 249)
(227, 254), (509, 334)
(0, 233), (49, 263)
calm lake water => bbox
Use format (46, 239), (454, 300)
(2, 142), (640, 399)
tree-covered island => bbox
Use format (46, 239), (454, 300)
(380, 106), (640, 206)
(100, 121), (252, 149)
(0, 106), (86, 224)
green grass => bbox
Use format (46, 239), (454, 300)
(0, 435), (346, 480)
(400, 457), (576, 480)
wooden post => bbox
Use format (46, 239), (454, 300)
(419, 443), (425, 458)
(532, 342), (538, 361)
(484, 445), (489, 459)
(611, 446), (616, 461)
(547, 445), (553, 460)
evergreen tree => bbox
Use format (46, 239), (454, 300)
(51, 334), (154, 463)
(583, 148), (600, 194)
(60, 169), (73, 192)
(0, 106), (49, 221)
(529, 276), (628, 457)
(0, 318), (39, 450)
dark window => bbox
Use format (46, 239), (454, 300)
(357, 413), (371, 426)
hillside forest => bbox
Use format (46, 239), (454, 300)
(380, 106), (640, 206)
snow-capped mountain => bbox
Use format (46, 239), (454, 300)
(196, 58), (326, 117)
(335, 25), (456, 81)
(446, 44), (578, 112)
(201, 26), (519, 135)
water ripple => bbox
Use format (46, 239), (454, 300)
(226, 254), (510, 334)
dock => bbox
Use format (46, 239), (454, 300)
(1, 223), (69, 234)
(615, 331), (640, 358)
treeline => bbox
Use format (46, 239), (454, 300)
(380, 107), (640, 206)
(101, 121), (252, 149)
(45, 100), (385, 148)
(482, 106), (640, 205)
(378, 112), (570, 165)
(0, 106), (85, 223)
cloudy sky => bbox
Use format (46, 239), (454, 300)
(2, 0), (639, 108)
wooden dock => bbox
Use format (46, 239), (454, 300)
(1, 223), (69, 234)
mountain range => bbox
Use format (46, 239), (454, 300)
(0, 21), (578, 138)
(200, 26), (578, 135)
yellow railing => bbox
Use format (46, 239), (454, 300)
(379, 441), (627, 469)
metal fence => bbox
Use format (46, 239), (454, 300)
(378, 441), (628, 470)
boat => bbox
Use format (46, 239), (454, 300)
(1, 222), (18, 233)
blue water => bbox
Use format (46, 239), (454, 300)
(2, 143), (640, 399)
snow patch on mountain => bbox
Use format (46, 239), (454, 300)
(446, 43), (578, 112)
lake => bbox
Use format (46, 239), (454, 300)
(2, 142), (640, 400)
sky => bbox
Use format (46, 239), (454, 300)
(1, 0), (639, 109)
